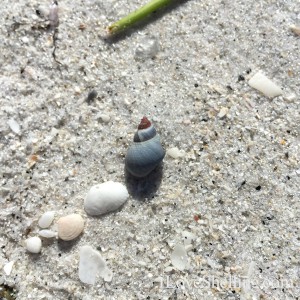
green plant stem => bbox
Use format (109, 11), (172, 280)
(108, 0), (173, 35)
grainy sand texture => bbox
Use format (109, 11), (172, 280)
(0, 0), (299, 299)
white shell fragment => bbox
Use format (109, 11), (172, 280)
(3, 261), (15, 276)
(39, 229), (57, 238)
(248, 71), (283, 98)
(218, 107), (229, 118)
(38, 211), (55, 228)
(84, 181), (129, 216)
(7, 118), (21, 134)
(79, 245), (113, 284)
(171, 244), (188, 271)
(167, 147), (185, 159)
(25, 236), (42, 253)
(57, 214), (84, 241)
(290, 24), (300, 36)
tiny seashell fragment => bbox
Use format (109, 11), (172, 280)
(170, 244), (188, 271)
(167, 147), (185, 159)
(84, 182), (129, 216)
(38, 211), (55, 228)
(248, 71), (282, 98)
(290, 24), (300, 36)
(7, 118), (21, 135)
(218, 107), (229, 118)
(39, 229), (57, 238)
(57, 214), (84, 241)
(79, 245), (113, 284)
(25, 236), (42, 253)
(3, 261), (15, 276)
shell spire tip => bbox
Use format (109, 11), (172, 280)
(138, 116), (151, 129)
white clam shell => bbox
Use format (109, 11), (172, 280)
(84, 181), (129, 216)
(38, 211), (55, 228)
(57, 214), (84, 241)
(25, 236), (42, 253)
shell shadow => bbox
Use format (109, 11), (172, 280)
(57, 234), (83, 252)
(125, 163), (163, 201)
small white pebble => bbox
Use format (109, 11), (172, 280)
(167, 147), (185, 159)
(170, 244), (188, 271)
(248, 71), (282, 98)
(3, 261), (15, 276)
(39, 229), (57, 238)
(25, 236), (42, 253)
(38, 211), (55, 228)
(7, 118), (21, 134)
(20, 36), (30, 44)
(218, 107), (229, 118)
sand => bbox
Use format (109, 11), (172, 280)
(0, 0), (299, 299)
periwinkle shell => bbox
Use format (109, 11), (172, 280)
(125, 117), (165, 177)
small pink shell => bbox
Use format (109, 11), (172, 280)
(57, 214), (84, 241)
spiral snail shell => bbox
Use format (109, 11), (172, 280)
(125, 117), (165, 177)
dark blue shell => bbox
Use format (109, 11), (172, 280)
(125, 125), (165, 177)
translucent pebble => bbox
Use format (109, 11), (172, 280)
(7, 118), (21, 134)
(170, 244), (188, 271)
(135, 37), (159, 59)
(79, 245), (113, 285)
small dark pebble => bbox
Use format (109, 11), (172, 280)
(238, 75), (245, 81)
(86, 90), (97, 104)
(255, 185), (261, 191)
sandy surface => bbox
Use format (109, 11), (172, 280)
(0, 0), (299, 299)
